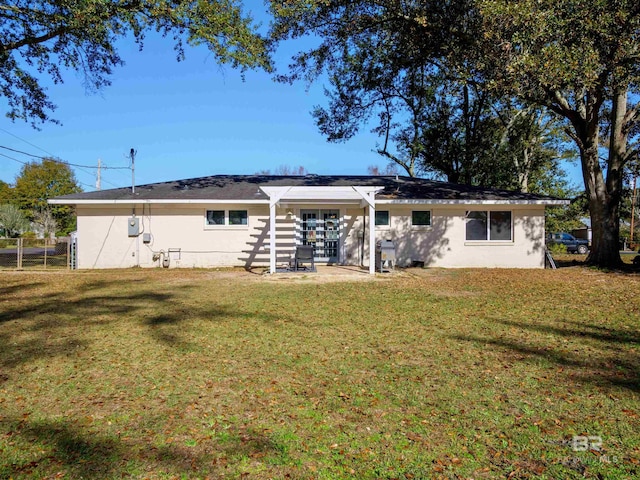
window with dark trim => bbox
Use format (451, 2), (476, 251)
(229, 210), (248, 225)
(205, 209), (248, 227)
(206, 210), (225, 226)
(465, 211), (512, 241)
(375, 210), (390, 226)
(412, 210), (432, 227)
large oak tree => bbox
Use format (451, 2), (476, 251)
(270, 0), (564, 190)
(270, 0), (640, 268)
(0, 0), (272, 126)
(478, 0), (640, 268)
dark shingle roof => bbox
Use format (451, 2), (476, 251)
(51, 174), (565, 203)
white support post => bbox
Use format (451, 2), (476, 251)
(369, 201), (376, 275)
(269, 202), (276, 274)
(352, 186), (378, 275)
(261, 186), (293, 275)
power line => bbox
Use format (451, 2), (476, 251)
(0, 128), (132, 190)
(0, 145), (130, 170)
(0, 144), (128, 190)
(0, 152), (98, 191)
(0, 151), (29, 166)
(0, 127), (58, 158)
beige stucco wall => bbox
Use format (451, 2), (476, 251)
(75, 204), (293, 269)
(373, 205), (546, 268)
(75, 203), (546, 269)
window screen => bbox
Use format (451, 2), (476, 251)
(466, 211), (488, 240)
(412, 210), (431, 226)
(206, 210), (225, 225)
(229, 210), (248, 225)
(375, 210), (390, 226)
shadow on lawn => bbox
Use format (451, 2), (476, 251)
(0, 281), (45, 300)
(0, 278), (283, 369)
(449, 318), (639, 392)
(1, 416), (285, 478)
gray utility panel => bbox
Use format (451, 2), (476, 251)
(128, 217), (140, 237)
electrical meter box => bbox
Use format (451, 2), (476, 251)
(128, 217), (139, 237)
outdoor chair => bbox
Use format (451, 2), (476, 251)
(294, 245), (316, 272)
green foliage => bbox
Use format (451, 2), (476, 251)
(13, 158), (81, 235)
(0, 180), (12, 203)
(479, 0), (640, 267)
(270, 1), (486, 178)
(269, 1), (571, 192)
(0, 203), (29, 237)
(547, 242), (567, 255)
(271, 0), (639, 267)
(0, 0), (272, 126)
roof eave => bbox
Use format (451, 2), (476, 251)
(377, 199), (570, 205)
(48, 198), (270, 205)
(49, 198), (569, 206)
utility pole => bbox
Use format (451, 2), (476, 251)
(96, 158), (102, 190)
(130, 148), (136, 194)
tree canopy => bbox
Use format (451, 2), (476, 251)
(478, 0), (640, 267)
(270, 0), (640, 268)
(0, 179), (11, 203)
(14, 158), (82, 235)
(269, 0), (563, 191)
(0, 0), (272, 126)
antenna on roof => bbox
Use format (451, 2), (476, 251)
(130, 148), (136, 194)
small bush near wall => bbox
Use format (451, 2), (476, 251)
(548, 243), (567, 255)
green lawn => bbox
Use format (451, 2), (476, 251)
(0, 268), (638, 479)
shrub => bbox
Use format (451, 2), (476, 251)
(547, 242), (567, 255)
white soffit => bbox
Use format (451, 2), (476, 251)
(260, 186), (383, 203)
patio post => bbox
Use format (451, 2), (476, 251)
(269, 201), (276, 274)
(261, 186), (293, 274)
(352, 187), (377, 275)
(369, 201), (376, 275)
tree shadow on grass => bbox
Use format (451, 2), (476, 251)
(449, 317), (639, 393)
(0, 281), (45, 300)
(144, 307), (235, 346)
(1, 418), (123, 479)
(1, 416), (287, 479)
(495, 318), (640, 346)
(1, 277), (293, 370)
(0, 284), (177, 370)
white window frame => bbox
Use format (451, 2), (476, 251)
(204, 209), (249, 229)
(375, 210), (390, 229)
(411, 210), (432, 228)
(465, 210), (513, 243)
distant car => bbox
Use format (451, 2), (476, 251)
(547, 232), (590, 254)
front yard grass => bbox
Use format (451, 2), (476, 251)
(0, 268), (639, 479)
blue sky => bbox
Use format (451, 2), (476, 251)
(0, 7), (582, 192)
(0, 29), (387, 191)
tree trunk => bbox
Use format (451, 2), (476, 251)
(582, 88), (627, 269)
(587, 192), (621, 268)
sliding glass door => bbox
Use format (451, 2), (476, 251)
(300, 209), (340, 262)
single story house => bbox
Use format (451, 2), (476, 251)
(49, 174), (568, 273)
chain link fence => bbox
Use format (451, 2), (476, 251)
(0, 237), (71, 270)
